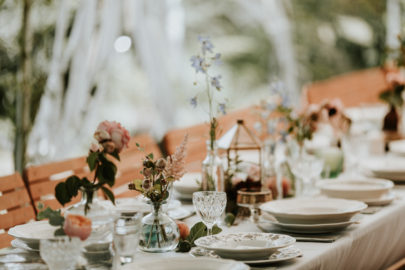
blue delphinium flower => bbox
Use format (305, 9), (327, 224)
(190, 96), (198, 108)
(212, 53), (222, 65)
(211, 75), (222, 90)
(190, 55), (206, 73)
(218, 103), (226, 115)
(198, 36), (214, 55)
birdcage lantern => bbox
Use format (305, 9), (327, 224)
(218, 119), (263, 191)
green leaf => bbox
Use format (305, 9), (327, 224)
(55, 182), (71, 205)
(54, 227), (66, 236)
(99, 159), (117, 187)
(147, 153), (154, 160)
(133, 179), (144, 192)
(65, 176), (81, 198)
(186, 222), (221, 245)
(87, 151), (98, 171)
(177, 240), (192, 252)
(101, 186), (115, 205)
(37, 207), (65, 227)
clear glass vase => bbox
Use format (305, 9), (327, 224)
(139, 201), (179, 253)
(202, 140), (224, 191)
(66, 188), (116, 264)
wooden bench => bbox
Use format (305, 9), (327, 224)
(0, 172), (36, 248)
(112, 134), (162, 198)
(24, 156), (91, 213)
(303, 67), (389, 107)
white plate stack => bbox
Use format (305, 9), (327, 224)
(193, 232), (301, 265)
(361, 156), (405, 182)
(318, 177), (394, 206)
(259, 198), (367, 234)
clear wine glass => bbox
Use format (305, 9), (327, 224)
(191, 191), (227, 256)
(40, 236), (82, 270)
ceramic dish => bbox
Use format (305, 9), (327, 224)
(362, 156), (405, 182)
(242, 245), (302, 265)
(122, 257), (249, 270)
(194, 232), (295, 260)
(389, 140), (405, 156)
(318, 178), (393, 200)
(258, 219), (355, 234)
(173, 172), (201, 196)
(260, 198), (367, 224)
(8, 221), (56, 249)
(363, 192), (396, 206)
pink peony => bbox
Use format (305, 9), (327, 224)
(94, 121), (130, 153)
(63, 214), (92, 241)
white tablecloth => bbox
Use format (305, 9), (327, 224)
(135, 186), (405, 270)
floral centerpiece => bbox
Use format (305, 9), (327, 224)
(128, 135), (187, 252)
(55, 120), (130, 214)
(190, 36), (226, 191)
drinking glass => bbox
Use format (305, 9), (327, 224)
(287, 153), (324, 197)
(40, 236), (82, 270)
(191, 191), (226, 257)
(113, 213), (141, 264)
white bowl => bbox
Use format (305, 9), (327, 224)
(318, 178), (393, 200)
(260, 198), (367, 224)
(173, 172), (201, 195)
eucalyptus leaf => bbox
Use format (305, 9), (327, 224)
(65, 176), (81, 198)
(54, 227), (66, 236)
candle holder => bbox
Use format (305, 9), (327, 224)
(236, 188), (272, 223)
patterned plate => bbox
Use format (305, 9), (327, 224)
(242, 245), (302, 265)
(194, 232), (295, 260)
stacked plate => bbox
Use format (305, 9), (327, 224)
(389, 140), (405, 156)
(173, 172), (201, 200)
(193, 232), (301, 265)
(361, 156), (405, 182)
(259, 198), (367, 234)
(99, 197), (194, 220)
(318, 177), (394, 206)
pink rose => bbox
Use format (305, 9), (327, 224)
(63, 214), (92, 241)
(90, 143), (100, 152)
(94, 121), (130, 153)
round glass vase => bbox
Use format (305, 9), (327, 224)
(66, 187), (116, 256)
(202, 140), (224, 191)
(139, 201), (179, 253)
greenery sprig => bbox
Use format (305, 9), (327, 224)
(176, 222), (222, 252)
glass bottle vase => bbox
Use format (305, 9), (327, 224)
(201, 140), (224, 191)
(139, 201), (179, 253)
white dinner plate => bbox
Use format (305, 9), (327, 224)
(318, 178), (393, 200)
(8, 221), (56, 250)
(363, 192), (396, 206)
(389, 140), (405, 156)
(362, 156), (405, 182)
(11, 239), (39, 252)
(258, 218), (355, 234)
(242, 245), (302, 265)
(260, 198), (367, 224)
(194, 232), (295, 260)
(122, 257), (249, 270)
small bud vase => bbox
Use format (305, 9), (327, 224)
(139, 201), (180, 252)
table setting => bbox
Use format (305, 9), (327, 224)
(3, 37), (405, 270)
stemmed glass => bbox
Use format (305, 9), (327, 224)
(191, 191), (227, 256)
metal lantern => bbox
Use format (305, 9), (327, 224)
(218, 119), (264, 190)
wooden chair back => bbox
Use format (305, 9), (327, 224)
(0, 172), (36, 248)
(25, 156), (90, 212)
(303, 67), (389, 107)
(113, 134), (162, 198)
(162, 106), (257, 172)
